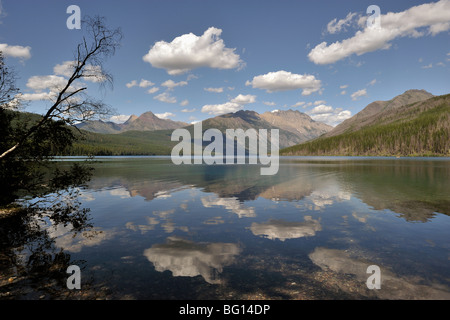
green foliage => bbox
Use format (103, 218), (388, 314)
(64, 129), (176, 156)
(0, 109), (92, 206)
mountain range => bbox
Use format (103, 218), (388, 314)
(281, 89), (450, 157)
(22, 88), (449, 157)
(75, 109), (332, 149)
(75, 111), (189, 134)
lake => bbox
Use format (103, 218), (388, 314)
(1, 156), (450, 300)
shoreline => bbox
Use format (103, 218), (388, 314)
(51, 154), (450, 160)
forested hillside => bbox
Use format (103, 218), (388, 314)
(65, 129), (176, 156)
(281, 94), (450, 157)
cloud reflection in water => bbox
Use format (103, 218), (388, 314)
(143, 237), (241, 284)
(250, 216), (322, 241)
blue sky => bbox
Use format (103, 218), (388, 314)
(1, 0), (449, 126)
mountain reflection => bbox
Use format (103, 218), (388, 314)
(143, 237), (241, 284)
(3, 157), (448, 299)
(86, 157), (450, 222)
(332, 158), (450, 221)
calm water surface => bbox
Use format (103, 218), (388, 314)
(2, 156), (450, 299)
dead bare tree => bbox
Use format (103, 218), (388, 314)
(0, 51), (19, 109)
(0, 16), (122, 159)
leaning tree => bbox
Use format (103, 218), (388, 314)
(0, 16), (122, 208)
(0, 17), (123, 293)
(0, 16), (122, 159)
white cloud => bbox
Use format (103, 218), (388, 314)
(309, 104), (334, 114)
(180, 99), (189, 107)
(421, 63), (433, 69)
(201, 93), (256, 116)
(82, 65), (107, 83)
(21, 60), (106, 102)
(26, 75), (67, 91)
(126, 79), (155, 88)
(19, 91), (57, 101)
(291, 101), (305, 108)
(230, 94), (256, 105)
(54, 60), (106, 83)
(314, 100), (326, 105)
(326, 12), (358, 34)
(181, 108), (196, 113)
(143, 27), (244, 75)
(201, 102), (242, 115)
(147, 87), (160, 94)
(263, 101), (276, 106)
(54, 61), (76, 78)
(0, 43), (31, 60)
(154, 91), (177, 104)
(307, 104), (352, 126)
(368, 79), (377, 86)
(21, 72), (86, 101)
(126, 80), (137, 88)
(155, 112), (175, 119)
(341, 90), (347, 95)
(109, 115), (131, 124)
(161, 79), (188, 89)
(309, 0), (450, 65)
(429, 21), (450, 35)
(204, 87), (224, 93)
(340, 84), (348, 89)
(138, 79), (155, 88)
(246, 70), (322, 96)
(351, 89), (368, 101)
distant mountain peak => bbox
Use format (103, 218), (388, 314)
(282, 92), (450, 157)
(401, 89), (433, 96)
(263, 109), (310, 117)
(138, 111), (158, 119)
(226, 109), (260, 122)
(323, 89), (435, 138)
(389, 89), (433, 103)
(124, 114), (138, 125)
(76, 110), (188, 134)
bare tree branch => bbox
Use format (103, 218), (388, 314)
(0, 52), (20, 109)
(0, 16), (122, 159)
